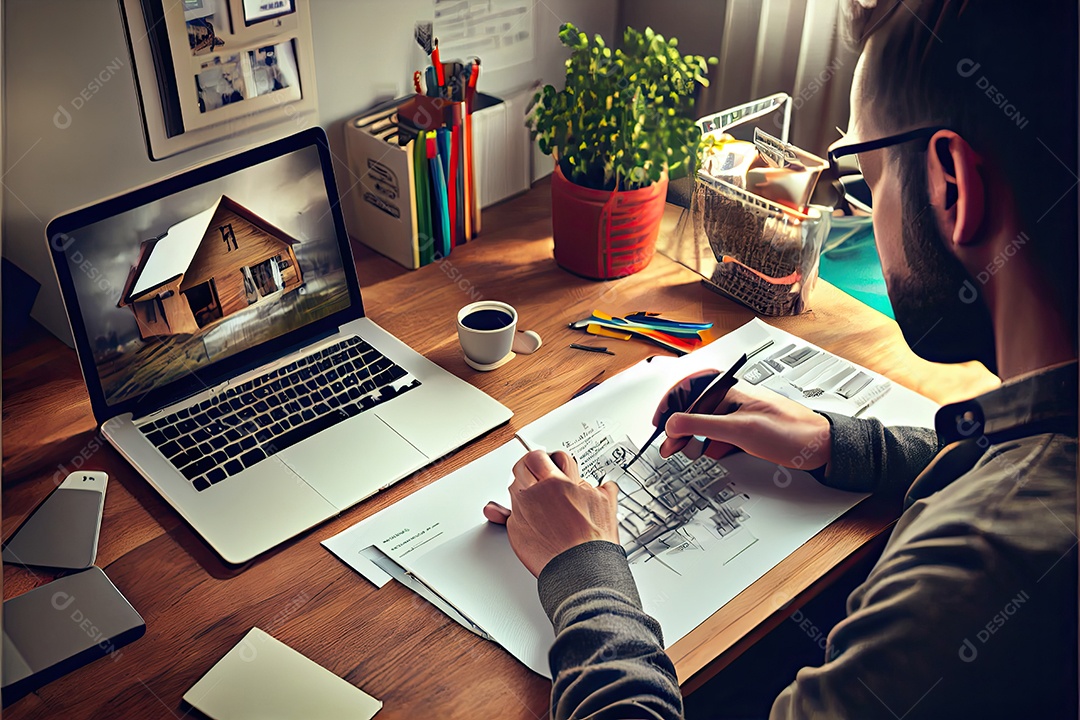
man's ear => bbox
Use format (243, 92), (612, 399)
(926, 130), (985, 247)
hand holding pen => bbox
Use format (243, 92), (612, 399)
(645, 366), (836, 474)
(623, 354), (747, 471)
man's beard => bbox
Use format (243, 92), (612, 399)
(884, 153), (997, 373)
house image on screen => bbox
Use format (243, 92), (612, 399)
(118, 195), (303, 340)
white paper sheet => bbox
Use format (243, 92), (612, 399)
(433, 0), (535, 72)
(323, 319), (940, 678)
(406, 523), (554, 675)
(323, 441), (523, 587)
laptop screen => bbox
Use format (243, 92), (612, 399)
(47, 129), (362, 420)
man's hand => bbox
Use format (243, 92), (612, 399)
(655, 371), (833, 472)
(483, 450), (620, 577)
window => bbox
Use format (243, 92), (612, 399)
(220, 223), (238, 251)
(249, 255), (284, 296)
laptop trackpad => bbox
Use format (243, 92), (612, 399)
(276, 414), (427, 511)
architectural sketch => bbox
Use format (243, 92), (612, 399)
(118, 195), (304, 340)
(562, 422), (757, 573)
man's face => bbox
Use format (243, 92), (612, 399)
(841, 54), (996, 369)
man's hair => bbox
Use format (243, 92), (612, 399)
(841, 0), (1078, 322)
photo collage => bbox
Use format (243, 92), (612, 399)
(184, 0), (299, 114)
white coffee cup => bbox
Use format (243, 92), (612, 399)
(457, 301), (518, 367)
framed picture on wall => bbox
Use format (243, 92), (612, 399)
(241, 0), (296, 26)
(121, 0), (317, 160)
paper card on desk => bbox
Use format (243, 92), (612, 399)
(183, 627), (382, 720)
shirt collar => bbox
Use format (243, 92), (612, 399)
(936, 361), (1078, 445)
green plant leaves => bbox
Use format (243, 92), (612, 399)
(525, 22), (716, 191)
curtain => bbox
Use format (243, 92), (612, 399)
(696, 0), (859, 158)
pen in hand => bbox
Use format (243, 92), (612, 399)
(622, 353), (748, 472)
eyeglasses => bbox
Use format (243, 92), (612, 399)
(819, 125), (951, 213)
(828, 125), (951, 166)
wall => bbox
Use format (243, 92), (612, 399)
(618, 0), (727, 67)
(2, 0), (617, 343)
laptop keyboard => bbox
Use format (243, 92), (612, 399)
(138, 336), (421, 492)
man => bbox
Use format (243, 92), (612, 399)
(483, 1), (1078, 718)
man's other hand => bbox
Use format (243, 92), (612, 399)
(483, 450), (620, 577)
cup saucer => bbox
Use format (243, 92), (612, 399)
(464, 351), (516, 372)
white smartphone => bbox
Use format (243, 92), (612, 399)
(2, 471), (107, 569)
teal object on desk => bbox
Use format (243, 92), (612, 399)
(818, 216), (895, 320)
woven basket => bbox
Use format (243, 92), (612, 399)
(692, 176), (829, 315)
(693, 94), (831, 315)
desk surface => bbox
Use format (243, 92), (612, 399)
(2, 180), (998, 718)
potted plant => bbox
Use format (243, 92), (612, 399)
(527, 23), (715, 279)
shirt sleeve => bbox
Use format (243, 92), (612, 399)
(814, 413), (941, 495)
(538, 541), (683, 720)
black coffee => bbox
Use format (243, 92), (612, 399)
(462, 308), (513, 331)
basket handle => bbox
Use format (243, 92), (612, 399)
(696, 92), (792, 143)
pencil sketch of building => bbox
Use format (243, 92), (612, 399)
(118, 195), (304, 340)
(599, 440), (755, 567)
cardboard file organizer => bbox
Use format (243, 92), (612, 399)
(343, 88), (533, 270)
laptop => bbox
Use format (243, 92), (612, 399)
(45, 128), (512, 564)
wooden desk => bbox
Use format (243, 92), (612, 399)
(2, 180), (998, 717)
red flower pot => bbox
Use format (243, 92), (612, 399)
(550, 164), (669, 280)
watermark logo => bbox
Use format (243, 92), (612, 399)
(436, 253), (484, 302)
(958, 589), (1029, 662)
(772, 425), (830, 487)
(270, 90), (312, 130)
(50, 590), (124, 660)
(956, 58), (1029, 130)
(773, 465), (793, 488)
(790, 607), (829, 651)
(54, 105), (73, 130)
(51, 431), (106, 484)
(949, 406), (1025, 487)
(773, 57), (846, 132)
(50, 233), (119, 297)
(51, 591), (77, 611)
(958, 231), (1028, 304)
(54, 57), (126, 130)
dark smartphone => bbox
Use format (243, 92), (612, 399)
(2, 566), (144, 705)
